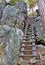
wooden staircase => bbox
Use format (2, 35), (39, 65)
(17, 25), (41, 65)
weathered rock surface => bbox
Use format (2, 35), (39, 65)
(0, 25), (23, 65)
(33, 16), (45, 42)
(1, 1), (27, 28)
(0, 1), (27, 65)
(0, 0), (6, 24)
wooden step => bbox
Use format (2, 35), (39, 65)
(20, 49), (37, 51)
(31, 36), (35, 39)
(22, 38), (28, 40)
(22, 38), (29, 40)
(25, 33), (30, 35)
(22, 41), (31, 43)
(28, 59), (41, 63)
(19, 26), (40, 63)
(19, 55), (37, 57)
(22, 37), (34, 39)
(21, 45), (36, 47)
(20, 50), (32, 52)
(31, 34), (35, 36)
(23, 35), (27, 36)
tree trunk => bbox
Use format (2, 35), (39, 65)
(37, 0), (45, 29)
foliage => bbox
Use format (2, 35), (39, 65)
(28, 12), (37, 16)
(25, 0), (37, 8)
(10, 0), (37, 8)
(29, 0), (37, 8)
(11, 0), (20, 3)
(0, 0), (2, 1)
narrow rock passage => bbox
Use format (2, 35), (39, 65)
(17, 24), (41, 65)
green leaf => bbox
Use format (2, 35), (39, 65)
(11, 0), (20, 2)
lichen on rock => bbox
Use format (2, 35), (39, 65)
(0, 1), (27, 65)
